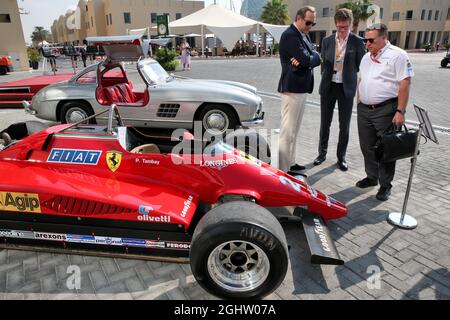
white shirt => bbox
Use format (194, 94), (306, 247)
(358, 42), (414, 105)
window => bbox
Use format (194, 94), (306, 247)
(380, 8), (384, 19)
(91, 16), (94, 28)
(435, 10), (439, 21)
(76, 70), (97, 85)
(109, 13), (112, 25)
(0, 14), (11, 23)
(106, 14), (109, 25)
(151, 13), (157, 23)
(447, 8), (450, 20)
(406, 10), (413, 20)
(392, 12), (400, 21)
(176, 13), (182, 20)
(323, 8), (329, 17)
(103, 66), (126, 80)
(124, 12), (131, 24)
(86, 5), (88, 12)
(421, 9), (426, 20)
(428, 10), (432, 20)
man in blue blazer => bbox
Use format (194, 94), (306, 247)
(278, 6), (321, 175)
(313, 8), (366, 171)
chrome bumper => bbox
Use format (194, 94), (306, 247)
(241, 111), (265, 127)
(23, 101), (36, 115)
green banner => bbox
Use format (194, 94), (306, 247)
(157, 14), (169, 37)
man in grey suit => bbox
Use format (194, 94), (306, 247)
(313, 9), (366, 171)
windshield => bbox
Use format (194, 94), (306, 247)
(140, 61), (172, 84)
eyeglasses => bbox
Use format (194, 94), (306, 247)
(305, 20), (317, 27)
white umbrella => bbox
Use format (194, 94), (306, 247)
(184, 33), (202, 37)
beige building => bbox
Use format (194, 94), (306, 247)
(52, 0), (204, 44)
(285, 0), (450, 49)
(0, 0), (28, 71)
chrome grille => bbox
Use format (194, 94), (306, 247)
(157, 104), (181, 118)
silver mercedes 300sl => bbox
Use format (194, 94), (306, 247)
(25, 36), (264, 135)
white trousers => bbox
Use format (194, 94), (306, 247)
(279, 92), (307, 172)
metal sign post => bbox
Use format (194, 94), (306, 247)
(387, 105), (439, 230)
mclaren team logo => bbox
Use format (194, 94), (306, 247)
(106, 151), (122, 173)
(0, 192), (41, 213)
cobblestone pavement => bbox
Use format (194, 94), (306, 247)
(0, 53), (449, 300)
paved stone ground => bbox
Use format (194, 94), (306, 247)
(0, 53), (449, 300)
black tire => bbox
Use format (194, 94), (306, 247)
(441, 58), (449, 68)
(0, 66), (7, 75)
(197, 104), (238, 136)
(60, 101), (95, 124)
(190, 201), (288, 299)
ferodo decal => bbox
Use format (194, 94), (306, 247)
(0, 192), (41, 213)
(106, 151), (122, 173)
(47, 149), (102, 165)
(165, 242), (191, 250)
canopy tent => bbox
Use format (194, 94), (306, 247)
(127, 27), (150, 38)
(168, 4), (289, 56)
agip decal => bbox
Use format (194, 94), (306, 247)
(0, 191), (41, 213)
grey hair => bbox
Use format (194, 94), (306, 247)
(366, 23), (388, 37)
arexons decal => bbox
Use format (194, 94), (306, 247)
(47, 149), (102, 165)
(0, 191), (41, 213)
(34, 232), (67, 241)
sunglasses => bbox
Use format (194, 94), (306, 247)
(363, 38), (377, 44)
(305, 20), (317, 27)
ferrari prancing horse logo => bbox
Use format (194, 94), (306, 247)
(106, 151), (122, 173)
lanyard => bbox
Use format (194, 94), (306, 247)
(334, 32), (349, 71)
(335, 32), (349, 59)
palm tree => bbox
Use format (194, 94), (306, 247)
(260, 0), (290, 25)
(337, 0), (375, 34)
(31, 26), (51, 44)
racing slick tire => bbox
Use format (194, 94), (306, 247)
(60, 101), (96, 124)
(441, 58), (449, 68)
(190, 201), (288, 299)
(197, 104), (238, 137)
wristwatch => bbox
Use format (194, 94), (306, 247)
(396, 109), (406, 115)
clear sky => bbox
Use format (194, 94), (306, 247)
(19, 0), (242, 44)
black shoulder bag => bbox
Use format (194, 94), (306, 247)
(374, 125), (419, 163)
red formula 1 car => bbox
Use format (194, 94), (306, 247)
(0, 106), (347, 299)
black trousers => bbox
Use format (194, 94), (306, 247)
(318, 82), (354, 160)
(357, 101), (397, 189)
